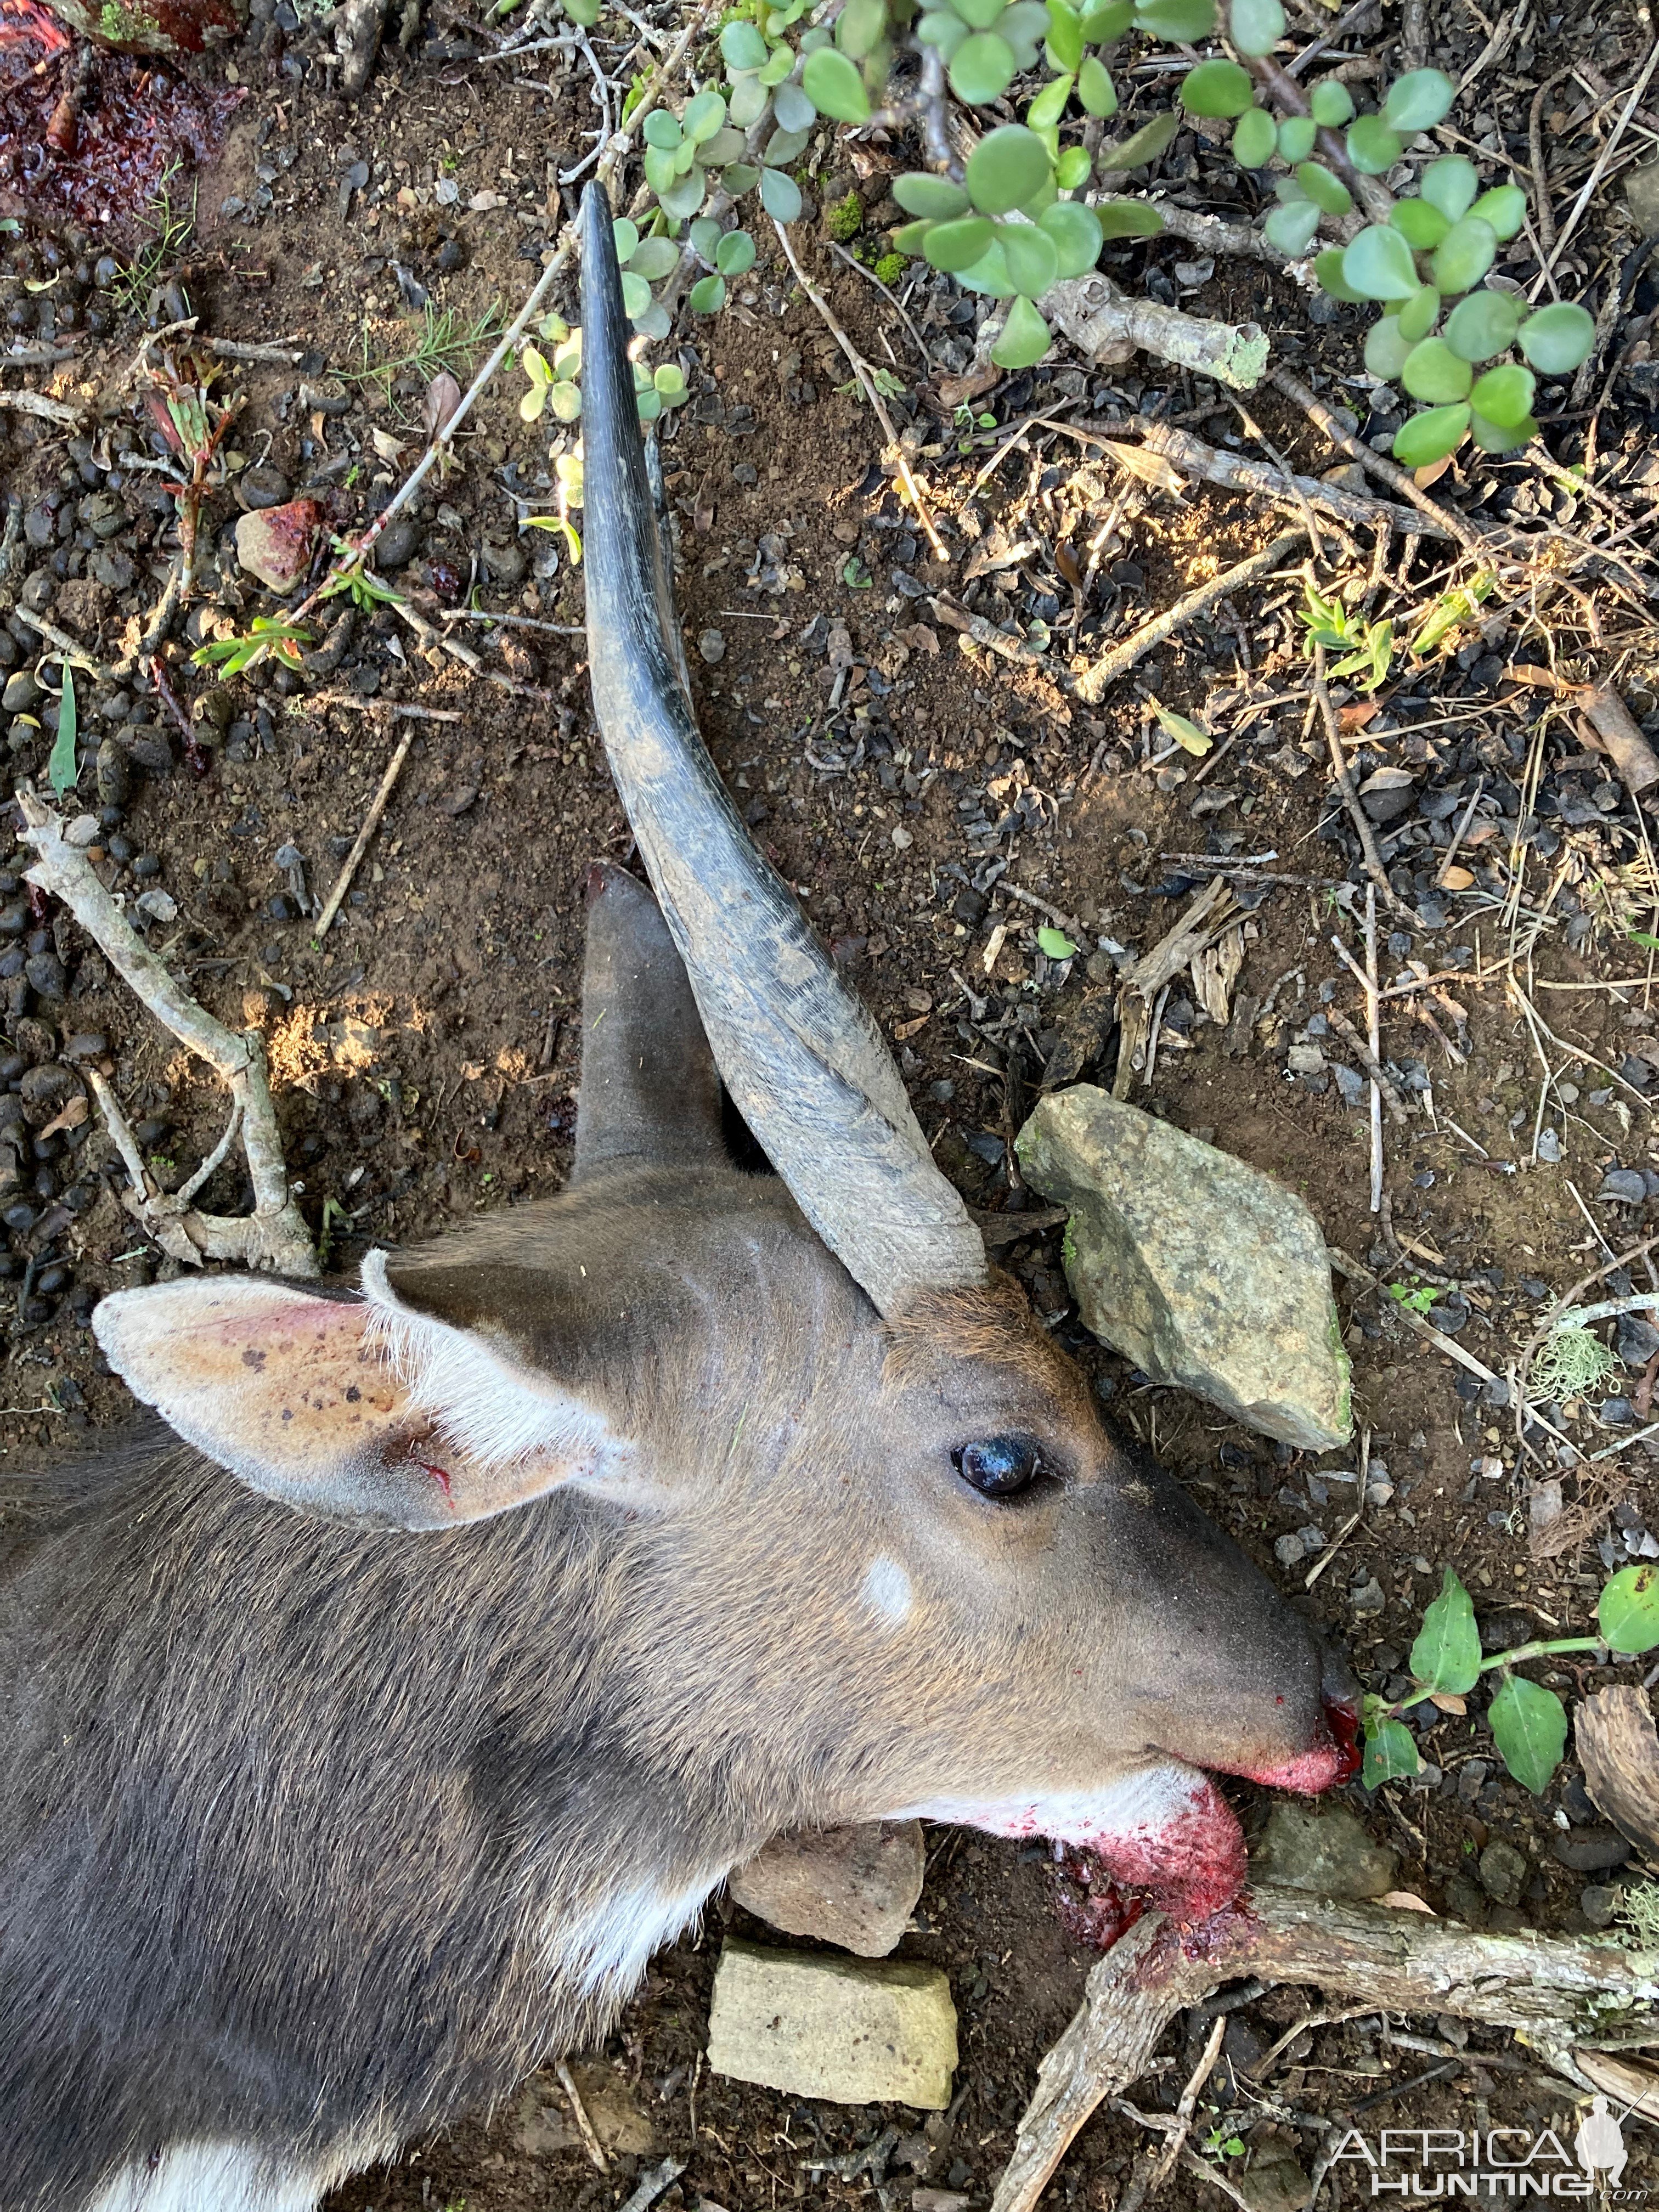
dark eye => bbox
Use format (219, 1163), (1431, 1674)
(952, 1435), (1041, 1499)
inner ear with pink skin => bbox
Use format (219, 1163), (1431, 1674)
(93, 1267), (624, 1531)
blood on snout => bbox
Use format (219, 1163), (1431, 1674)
(1234, 1695), (1361, 1793)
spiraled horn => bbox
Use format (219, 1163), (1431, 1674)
(578, 181), (986, 1314)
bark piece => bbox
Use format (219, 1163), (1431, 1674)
(1576, 1684), (1659, 1855)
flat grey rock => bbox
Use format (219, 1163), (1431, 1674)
(707, 1938), (956, 2109)
(1250, 1803), (1397, 1900)
(728, 1820), (924, 1957)
(1017, 1088), (1351, 1451)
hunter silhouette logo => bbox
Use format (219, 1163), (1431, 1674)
(1574, 2097), (1627, 2191)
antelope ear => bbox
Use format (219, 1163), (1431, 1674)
(94, 1254), (628, 1531)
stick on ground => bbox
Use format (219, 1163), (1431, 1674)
(1071, 531), (1307, 706)
(992, 1888), (1659, 2212)
(17, 793), (316, 1277)
(314, 712), (424, 938)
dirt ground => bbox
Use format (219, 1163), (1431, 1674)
(3, 0), (1659, 2202)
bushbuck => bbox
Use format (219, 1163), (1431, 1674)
(0, 183), (1352, 2212)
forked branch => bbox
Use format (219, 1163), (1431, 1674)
(992, 1887), (1659, 2212)
(16, 794), (317, 1277)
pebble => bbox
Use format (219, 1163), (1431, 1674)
(1250, 1802), (1398, 1899)
(480, 538), (527, 585)
(1580, 1883), (1621, 1929)
(1477, 1839), (1527, 1908)
(2, 670), (41, 715)
(23, 954), (64, 1001)
(238, 463), (292, 511)
(707, 1937), (956, 2109)
(373, 515), (422, 570)
(1551, 1828), (1632, 1873)
(1598, 1169), (1646, 1204)
(698, 629), (726, 665)
(95, 739), (130, 810)
(729, 1820), (925, 1958)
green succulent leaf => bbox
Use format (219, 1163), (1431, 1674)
(620, 270), (653, 320)
(1397, 282), (1440, 342)
(966, 123), (1053, 212)
(635, 388), (663, 424)
(682, 88), (726, 140)
(916, 6), (969, 48)
(690, 216), (724, 261)
(1232, 105), (1276, 166)
(1408, 1569), (1481, 1695)
(956, 0), (1007, 24)
(1442, 287), (1523, 360)
(561, 0), (601, 25)
(720, 19), (768, 69)
(1182, 58), (1255, 116)
(923, 214), (996, 270)
(1133, 0), (1215, 32)
(1313, 246), (1363, 300)
(688, 273), (726, 313)
(1056, 144), (1094, 187)
(47, 663), (77, 798)
(1095, 195), (1165, 236)
(996, 218), (1059, 295)
(1038, 197), (1103, 276)
(715, 229), (757, 275)
(1469, 407), (1536, 452)
(1488, 1674), (1567, 1795)
(759, 42), (798, 83)
(890, 218), (934, 255)
(1228, 0), (1282, 53)
(1342, 223), (1420, 300)
(1029, 70), (1074, 127)
(1100, 110), (1179, 168)
(1263, 200), (1322, 256)
(1420, 153), (1477, 219)
(1517, 301), (1595, 374)
(1347, 114), (1404, 172)
(1309, 78), (1354, 127)
(653, 363), (688, 402)
(657, 171), (705, 221)
(1431, 215), (1496, 296)
(642, 108), (681, 149)
(837, 0), (888, 49)
(893, 172), (971, 219)
(1077, 53), (1118, 115)
(991, 293), (1052, 367)
(801, 46), (870, 120)
(1601, 1562), (1659, 1653)
(1002, 0), (1050, 65)
(1383, 67), (1455, 132)
(727, 71), (769, 129)
(1077, 0), (1132, 33)
(1363, 313), (1413, 379)
(1296, 160), (1352, 216)
(773, 80), (815, 131)
(759, 166), (803, 221)
(1276, 114), (1316, 163)
(952, 233), (1014, 294)
(1402, 336), (1470, 402)
(1390, 196), (1451, 250)
(1046, 0), (1084, 67)
(627, 235), (680, 280)
(950, 29), (1017, 100)
(1469, 184), (1527, 241)
(612, 217), (640, 263)
(723, 161), (763, 194)
(549, 380), (583, 422)
(695, 127), (746, 168)
(1468, 360), (1534, 427)
(1392, 401), (1470, 465)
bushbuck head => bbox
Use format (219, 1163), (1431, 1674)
(0, 182), (1351, 2212)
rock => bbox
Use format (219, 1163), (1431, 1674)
(1598, 1169), (1646, 1204)
(2, 670), (41, 715)
(481, 538), (527, 586)
(374, 516), (422, 571)
(1251, 1803), (1398, 1900)
(707, 1937), (956, 2109)
(729, 1821), (925, 1957)
(511, 2060), (656, 2157)
(235, 500), (322, 594)
(1580, 1884), (1621, 1929)
(1229, 2137), (1312, 2212)
(698, 628), (727, 665)
(95, 738), (130, 811)
(1443, 1871), (1488, 1926)
(1477, 1839), (1527, 1908)
(1551, 1827), (1632, 1874)
(1017, 1089), (1351, 1451)
(238, 463), (292, 512)
(1627, 160), (1659, 237)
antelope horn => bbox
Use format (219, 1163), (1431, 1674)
(578, 181), (986, 1315)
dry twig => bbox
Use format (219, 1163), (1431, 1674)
(1072, 532), (1306, 706)
(16, 794), (315, 1276)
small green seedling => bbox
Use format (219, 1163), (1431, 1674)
(1299, 583), (1394, 692)
(1361, 1564), (1659, 1795)
(47, 664), (77, 799)
(191, 616), (314, 681)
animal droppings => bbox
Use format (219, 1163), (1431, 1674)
(707, 1938), (957, 2108)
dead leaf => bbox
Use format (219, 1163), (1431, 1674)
(1575, 1684), (1659, 1855)
(900, 624), (939, 656)
(1414, 455), (1453, 489)
(38, 1091), (88, 1140)
(370, 426), (407, 464)
(1338, 700), (1380, 732)
(1429, 1691), (1467, 1715)
(1440, 865), (1475, 891)
(962, 532), (1039, 583)
(1508, 663), (1564, 692)
(1379, 1891), (1436, 1913)
(423, 371), (462, 443)
(1573, 2049), (1659, 2123)
(460, 1060), (486, 1081)
(1102, 439), (1187, 498)
(894, 1014), (929, 1041)
(1055, 541), (1082, 587)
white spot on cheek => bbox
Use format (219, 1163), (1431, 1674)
(861, 1555), (914, 1627)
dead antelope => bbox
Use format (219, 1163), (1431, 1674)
(0, 184), (1354, 2212)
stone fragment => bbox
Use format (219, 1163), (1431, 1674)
(707, 1937), (956, 2109)
(1250, 1803), (1398, 1900)
(1580, 1884), (1620, 1929)
(234, 500), (321, 594)
(1017, 1088), (1351, 1450)
(1551, 1827), (1632, 1874)
(1477, 1839), (1527, 1908)
(729, 1820), (924, 1957)
(1627, 160), (1659, 237)
(1229, 2137), (1312, 2212)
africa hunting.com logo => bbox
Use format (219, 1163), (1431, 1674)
(1330, 2098), (1645, 2199)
